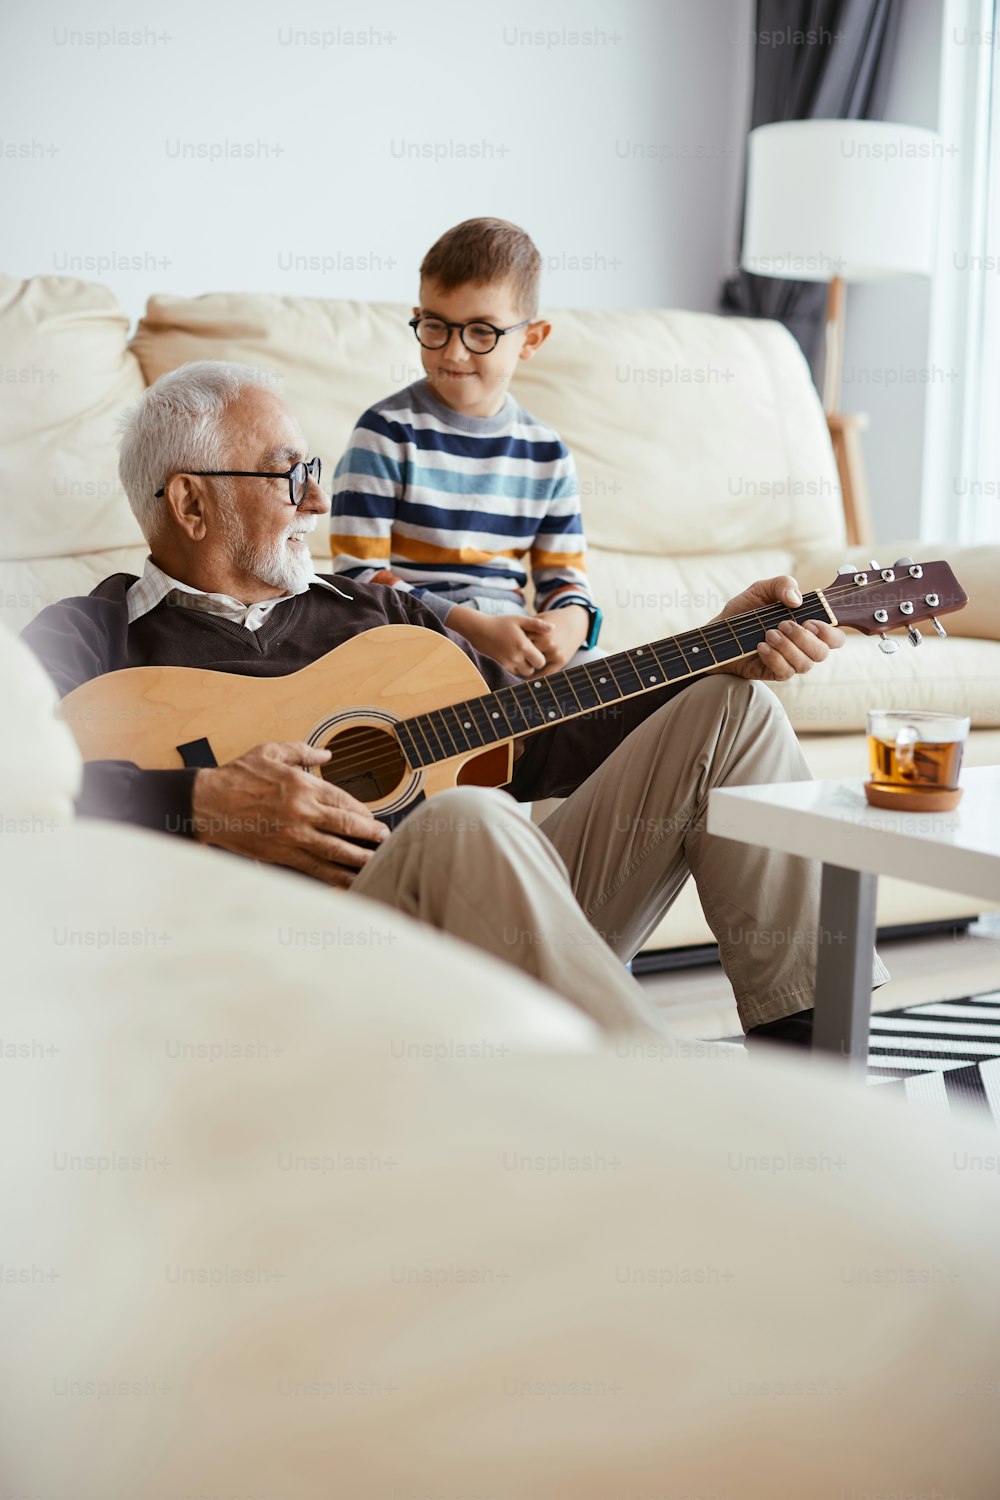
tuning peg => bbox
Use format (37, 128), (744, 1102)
(839, 563), (858, 574)
(878, 633), (899, 655)
(869, 560), (881, 571)
(931, 617), (947, 638)
(907, 626), (922, 647)
(894, 555), (914, 567)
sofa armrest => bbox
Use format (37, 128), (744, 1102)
(791, 539), (1000, 642)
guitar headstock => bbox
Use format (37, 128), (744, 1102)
(820, 558), (967, 651)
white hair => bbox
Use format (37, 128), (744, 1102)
(118, 361), (280, 542)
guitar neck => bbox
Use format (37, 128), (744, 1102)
(395, 591), (833, 769)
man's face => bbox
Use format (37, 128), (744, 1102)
(216, 388), (329, 594)
(414, 278), (548, 419)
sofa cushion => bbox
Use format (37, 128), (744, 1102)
(514, 306), (846, 558)
(0, 620), (80, 824)
(130, 293), (844, 562)
(769, 633), (1000, 733)
(0, 276), (146, 561)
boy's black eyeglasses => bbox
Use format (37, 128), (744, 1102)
(154, 457), (322, 506)
(409, 315), (531, 354)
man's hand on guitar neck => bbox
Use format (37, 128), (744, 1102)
(708, 575), (845, 683)
(190, 741), (390, 888)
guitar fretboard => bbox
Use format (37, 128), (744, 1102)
(395, 592), (831, 770)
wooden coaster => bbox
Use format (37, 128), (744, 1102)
(864, 781), (963, 813)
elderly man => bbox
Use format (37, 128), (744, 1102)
(23, 362), (886, 1041)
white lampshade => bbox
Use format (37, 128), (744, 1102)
(742, 119), (941, 282)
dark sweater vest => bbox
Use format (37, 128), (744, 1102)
(22, 573), (690, 835)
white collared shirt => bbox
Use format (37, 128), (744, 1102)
(126, 558), (351, 632)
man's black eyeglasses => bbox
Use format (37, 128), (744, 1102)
(154, 457), (322, 507)
(409, 315), (531, 354)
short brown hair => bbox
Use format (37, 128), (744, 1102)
(419, 218), (541, 318)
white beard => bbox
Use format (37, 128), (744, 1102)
(224, 510), (317, 594)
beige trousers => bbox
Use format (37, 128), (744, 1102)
(353, 676), (889, 1033)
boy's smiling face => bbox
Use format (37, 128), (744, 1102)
(414, 278), (550, 419)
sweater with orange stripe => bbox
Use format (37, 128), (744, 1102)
(329, 379), (595, 623)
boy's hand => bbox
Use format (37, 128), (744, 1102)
(533, 605), (590, 674)
(448, 606), (553, 677)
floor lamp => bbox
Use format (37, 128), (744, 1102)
(740, 119), (941, 547)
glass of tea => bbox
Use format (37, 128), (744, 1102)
(865, 709), (970, 812)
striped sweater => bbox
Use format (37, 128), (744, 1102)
(330, 380), (594, 621)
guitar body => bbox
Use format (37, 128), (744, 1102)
(57, 626), (513, 818)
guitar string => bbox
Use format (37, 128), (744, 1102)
(320, 598), (819, 778)
(319, 657), (936, 781)
(384, 578), (926, 719)
(319, 580), (952, 780)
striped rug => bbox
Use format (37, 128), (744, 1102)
(866, 992), (1000, 1122)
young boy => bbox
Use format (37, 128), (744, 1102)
(329, 217), (601, 678)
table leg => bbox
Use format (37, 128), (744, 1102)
(812, 863), (878, 1068)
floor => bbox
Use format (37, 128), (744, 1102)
(637, 912), (1000, 1040)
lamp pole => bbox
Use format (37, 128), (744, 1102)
(821, 272), (873, 548)
(821, 273), (846, 416)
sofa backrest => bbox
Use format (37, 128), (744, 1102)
(0, 277), (844, 637)
(131, 291), (844, 560)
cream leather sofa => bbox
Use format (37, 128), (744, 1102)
(2, 273), (998, 958)
(3, 619), (1000, 1499)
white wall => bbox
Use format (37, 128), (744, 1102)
(4, 0), (973, 548)
(0, 0), (752, 330)
(6, 0), (980, 552)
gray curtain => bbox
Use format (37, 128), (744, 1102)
(722, 0), (903, 365)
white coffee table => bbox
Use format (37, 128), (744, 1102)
(707, 765), (1000, 1066)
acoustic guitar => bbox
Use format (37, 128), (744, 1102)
(58, 559), (967, 823)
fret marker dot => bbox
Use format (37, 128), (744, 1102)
(636, 648), (643, 655)
(491, 711), (499, 719)
(692, 646), (699, 653)
(599, 676), (607, 684)
(548, 710), (556, 718)
(648, 675), (657, 683)
(463, 721), (471, 730)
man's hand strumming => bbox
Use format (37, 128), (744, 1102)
(191, 741), (390, 888)
(709, 575), (845, 682)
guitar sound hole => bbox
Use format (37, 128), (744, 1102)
(319, 725), (407, 804)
